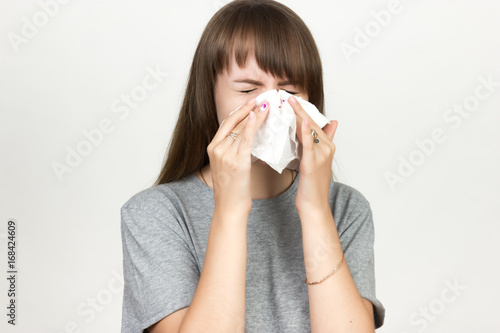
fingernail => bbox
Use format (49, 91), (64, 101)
(260, 101), (268, 112)
(246, 98), (256, 105)
(289, 96), (297, 104)
(249, 110), (255, 119)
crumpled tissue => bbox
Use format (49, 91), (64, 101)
(220, 89), (330, 174)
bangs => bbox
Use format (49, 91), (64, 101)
(210, 1), (321, 93)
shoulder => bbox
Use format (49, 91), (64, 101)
(329, 181), (371, 215)
(121, 173), (201, 212)
(120, 173), (207, 233)
(328, 181), (373, 232)
(328, 181), (376, 249)
(119, 173), (208, 240)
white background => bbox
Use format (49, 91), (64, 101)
(1, 0), (499, 332)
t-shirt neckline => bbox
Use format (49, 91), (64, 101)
(190, 170), (299, 207)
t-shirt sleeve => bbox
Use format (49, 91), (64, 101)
(120, 192), (200, 333)
(336, 188), (385, 329)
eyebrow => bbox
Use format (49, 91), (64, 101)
(232, 79), (296, 86)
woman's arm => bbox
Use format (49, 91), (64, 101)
(290, 96), (376, 331)
(148, 207), (248, 333)
(299, 204), (375, 332)
(177, 207), (249, 333)
(150, 100), (266, 332)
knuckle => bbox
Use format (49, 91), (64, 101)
(212, 145), (224, 158)
(220, 153), (231, 165)
(227, 161), (239, 173)
(221, 155), (238, 171)
(241, 134), (253, 147)
(239, 145), (253, 156)
(327, 142), (336, 154)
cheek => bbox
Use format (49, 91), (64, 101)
(299, 93), (309, 102)
(214, 87), (229, 125)
(215, 95), (249, 125)
(215, 98), (233, 125)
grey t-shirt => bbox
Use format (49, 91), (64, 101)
(120, 171), (385, 332)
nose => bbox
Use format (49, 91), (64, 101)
(263, 78), (282, 92)
(261, 85), (279, 92)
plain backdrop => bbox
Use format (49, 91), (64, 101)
(1, 0), (499, 332)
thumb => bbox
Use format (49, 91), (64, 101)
(322, 120), (338, 142)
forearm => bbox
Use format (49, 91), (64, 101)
(298, 204), (374, 332)
(179, 208), (248, 333)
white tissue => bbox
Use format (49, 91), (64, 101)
(220, 89), (330, 174)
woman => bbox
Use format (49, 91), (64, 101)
(120, 1), (385, 332)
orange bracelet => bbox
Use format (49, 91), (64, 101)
(305, 253), (345, 285)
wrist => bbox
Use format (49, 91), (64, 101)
(213, 204), (251, 224)
(295, 200), (331, 217)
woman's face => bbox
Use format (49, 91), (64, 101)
(214, 52), (309, 125)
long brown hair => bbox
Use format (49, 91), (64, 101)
(155, 0), (333, 185)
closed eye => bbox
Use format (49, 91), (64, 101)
(240, 89), (256, 94)
(241, 89), (298, 95)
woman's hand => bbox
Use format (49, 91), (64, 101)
(207, 99), (269, 215)
(289, 96), (339, 213)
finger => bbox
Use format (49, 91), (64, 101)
(301, 117), (315, 161)
(218, 113), (250, 151)
(213, 98), (256, 145)
(217, 99), (267, 153)
(214, 101), (258, 152)
(232, 100), (269, 155)
(289, 96), (319, 143)
(289, 96), (316, 126)
(322, 120), (338, 142)
(289, 96), (329, 144)
(294, 110), (303, 142)
(235, 110), (257, 157)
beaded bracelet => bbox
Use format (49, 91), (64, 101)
(305, 253), (345, 285)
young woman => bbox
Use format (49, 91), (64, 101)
(120, 1), (385, 332)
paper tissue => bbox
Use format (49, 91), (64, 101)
(220, 89), (330, 174)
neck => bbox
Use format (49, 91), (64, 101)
(198, 160), (296, 200)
